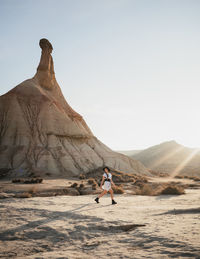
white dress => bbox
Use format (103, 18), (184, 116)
(102, 173), (112, 191)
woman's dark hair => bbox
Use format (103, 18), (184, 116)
(103, 166), (110, 172)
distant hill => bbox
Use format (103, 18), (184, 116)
(118, 150), (142, 156)
(131, 141), (200, 177)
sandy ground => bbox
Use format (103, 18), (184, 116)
(0, 188), (200, 259)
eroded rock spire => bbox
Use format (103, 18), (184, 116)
(35, 38), (55, 90)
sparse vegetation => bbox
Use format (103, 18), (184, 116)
(79, 183), (84, 189)
(88, 178), (97, 185)
(28, 186), (37, 194)
(79, 173), (86, 179)
(15, 192), (32, 198)
(71, 182), (78, 188)
(112, 185), (124, 194)
(148, 169), (168, 177)
(135, 184), (155, 196)
(160, 185), (185, 195)
(12, 178), (43, 184)
(92, 183), (97, 190)
(175, 175), (200, 181)
(133, 182), (185, 196)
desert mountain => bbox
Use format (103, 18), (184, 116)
(0, 39), (149, 178)
(118, 150), (142, 156)
(132, 141), (200, 177)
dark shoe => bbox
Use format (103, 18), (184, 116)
(95, 197), (99, 203)
(112, 199), (117, 205)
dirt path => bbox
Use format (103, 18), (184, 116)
(0, 189), (200, 258)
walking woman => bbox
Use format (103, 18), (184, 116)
(94, 166), (117, 205)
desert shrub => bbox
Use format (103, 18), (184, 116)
(92, 183), (97, 190)
(26, 178), (43, 184)
(71, 182), (78, 188)
(149, 169), (168, 177)
(79, 188), (94, 195)
(135, 184), (155, 196)
(112, 174), (124, 183)
(79, 174), (86, 179)
(190, 176), (200, 182)
(160, 185), (185, 195)
(79, 183), (84, 189)
(175, 175), (185, 179)
(112, 171), (148, 184)
(12, 178), (22, 183)
(134, 180), (148, 187)
(28, 186), (37, 194)
(12, 178), (43, 184)
(88, 178), (96, 185)
(15, 192), (32, 198)
(112, 185), (124, 194)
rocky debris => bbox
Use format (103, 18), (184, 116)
(0, 38), (150, 178)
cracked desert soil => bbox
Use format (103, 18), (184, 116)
(0, 189), (200, 259)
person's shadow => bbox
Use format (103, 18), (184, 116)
(69, 202), (112, 213)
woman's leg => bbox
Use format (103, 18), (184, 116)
(109, 189), (117, 204)
(109, 189), (114, 200)
(98, 190), (107, 198)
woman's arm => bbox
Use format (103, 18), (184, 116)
(100, 176), (105, 189)
(111, 179), (117, 188)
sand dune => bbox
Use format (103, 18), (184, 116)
(0, 189), (200, 258)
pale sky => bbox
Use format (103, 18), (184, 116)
(0, 0), (200, 150)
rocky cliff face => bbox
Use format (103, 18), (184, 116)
(0, 39), (149, 178)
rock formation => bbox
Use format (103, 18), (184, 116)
(0, 39), (149, 178)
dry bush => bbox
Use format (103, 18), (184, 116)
(135, 184), (155, 196)
(112, 172), (137, 183)
(79, 183), (85, 189)
(71, 182), (78, 188)
(112, 185), (124, 194)
(79, 174), (86, 179)
(15, 192), (32, 198)
(67, 188), (80, 196)
(92, 183), (98, 190)
(149, 169), (168, 177)
(134, 180), (148, 187)
(12, 178), (23, 183)
(189, 176), (200, 182)
(28, 186), (37, 194)
(12, 178), (43, 184)
(88, 178), (97, 185)
(79, 188), (95, 195)
(160, 185), (185, 195)
(175, 175), (200, 182)
(175, 175), (185, 179)
(24, 178), (43, 184)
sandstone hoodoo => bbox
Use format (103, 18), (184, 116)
(0, 39), (149, 178)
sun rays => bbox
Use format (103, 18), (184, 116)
(170, 148), (200, 178)
(149, 145), (185, 169)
